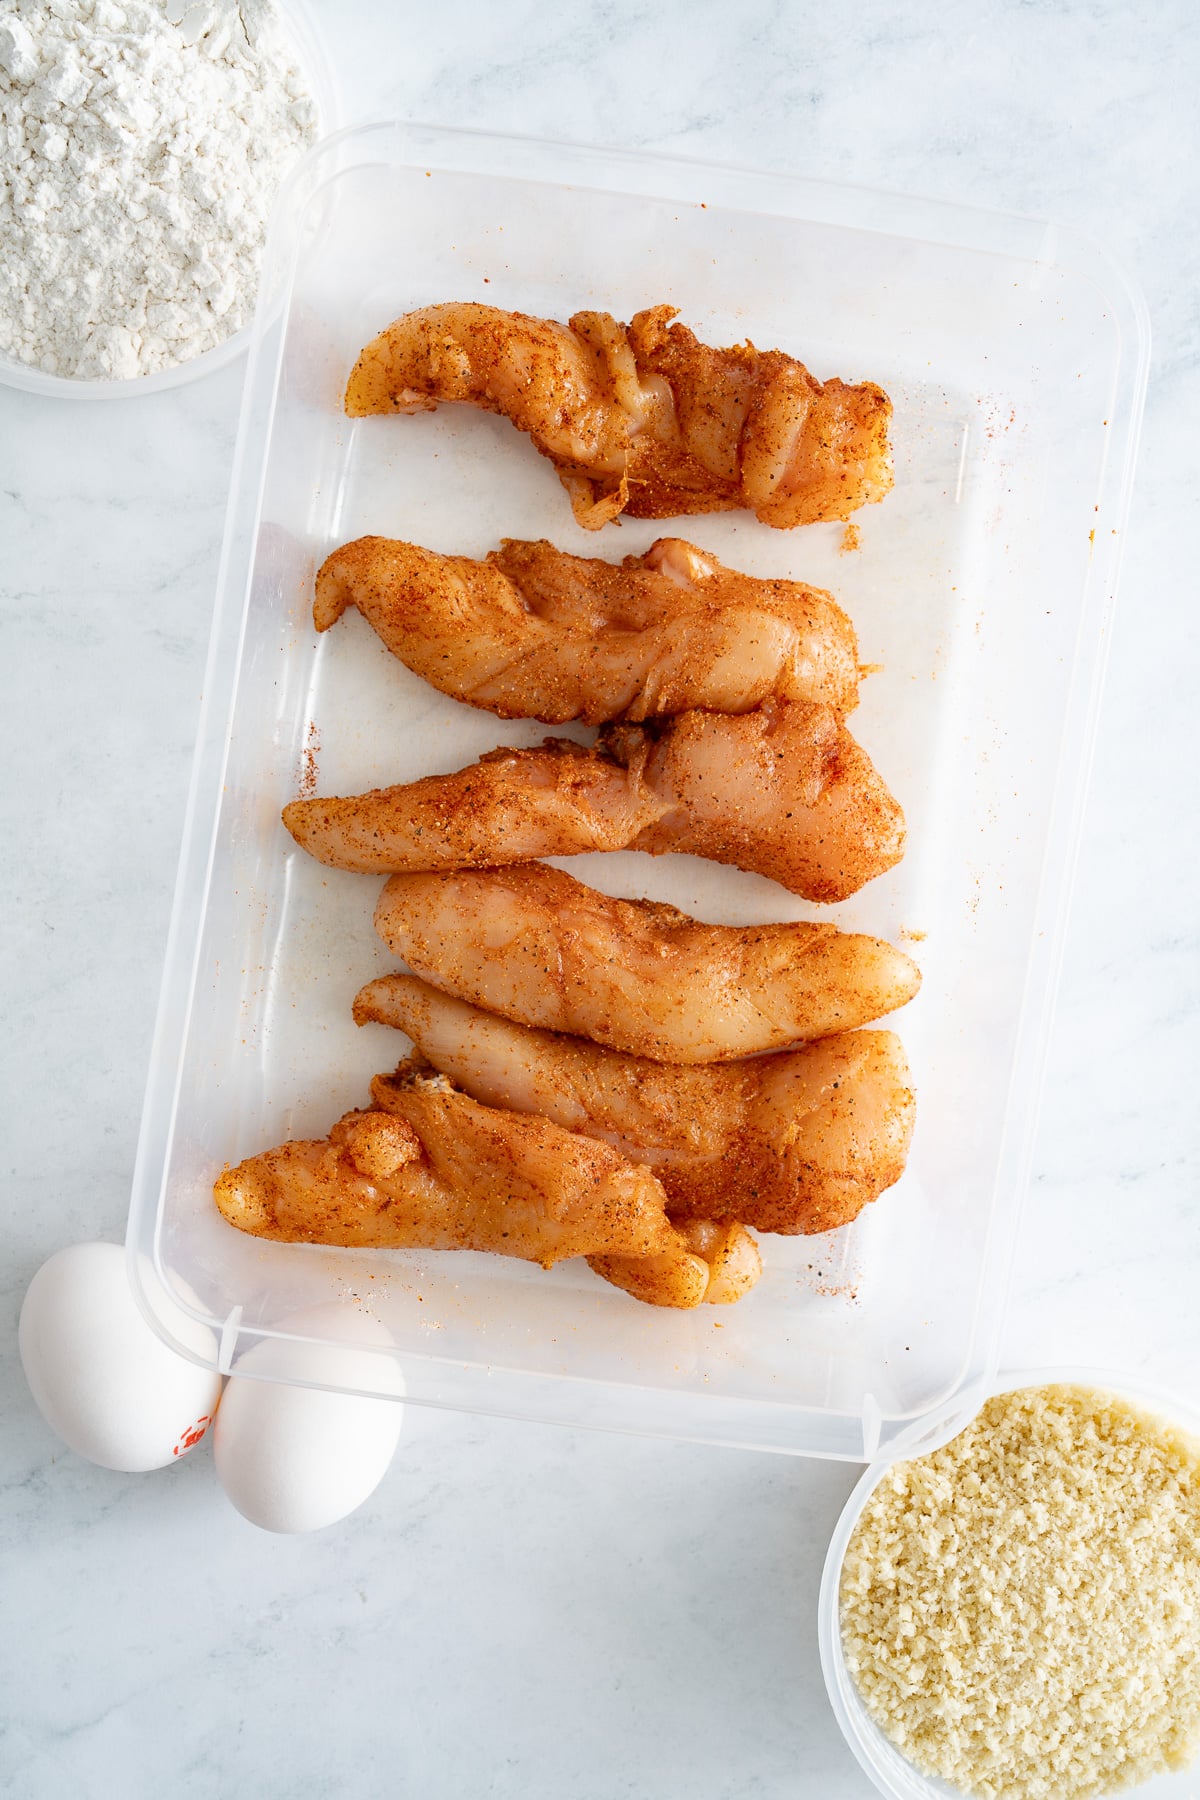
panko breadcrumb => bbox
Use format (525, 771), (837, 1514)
(840, 1384), (1200, 1800)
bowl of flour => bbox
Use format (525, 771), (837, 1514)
(0, 0), (337, 396)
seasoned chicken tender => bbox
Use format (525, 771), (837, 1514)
(215, 1067), (760, 1307)
(624, 701), (904, 902)
(283, 697), (905, 903)
(214, 1080), (663, 1265)
(589, 1218), (762, 1307)
(355, 975), (916, 1233)
(285, 738), (667, 873)
(369, 1070), (761, 1308)
(345, 302), (892, 529)
(313, 534), (861, 724)
(372, 864), (921, 1061)
(347, 304), (630, 530)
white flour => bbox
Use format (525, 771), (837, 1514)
(0, 0), (318, 379)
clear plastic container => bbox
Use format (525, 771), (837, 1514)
(0, 0), (339, 400)
(126, 122), (1148, 1457)
(818, 1369), (1200, 1798)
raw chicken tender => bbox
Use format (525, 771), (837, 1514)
(345, 302), (892, 529)
(589, 1218), (762, 1308)
(314, 534), (861, 723)
(355, 975), (916, 1234)
(372, 863), (921, 1062)
(215, 1067), (760, 1307)
(283, 697), (905, 903)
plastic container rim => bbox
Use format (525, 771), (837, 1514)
(263, 113), (1153, 323)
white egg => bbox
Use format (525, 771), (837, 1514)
(19, 1241), (223, 1472)
(214, 1304), (405, 1534)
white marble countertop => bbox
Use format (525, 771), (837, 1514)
(3, 4), (1198, 1796)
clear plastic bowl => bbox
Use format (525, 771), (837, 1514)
(127, 123), (1148, 1456)
(0, 0), (339, 400)
(819, 1368), (1200, 1799)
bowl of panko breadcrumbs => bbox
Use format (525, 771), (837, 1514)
(818, 1373), (1200, 1800)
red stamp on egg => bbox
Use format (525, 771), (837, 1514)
(173, 1414), (213, 1457)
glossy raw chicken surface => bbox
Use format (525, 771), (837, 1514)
(345, 302), (892, 529)
(314, 535), (861, 724)
(356, 975), (917, 1234)
(372, 864), (921, 1062)
(283, 696), (905, 903)
(215, 1069), (760, 1307)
